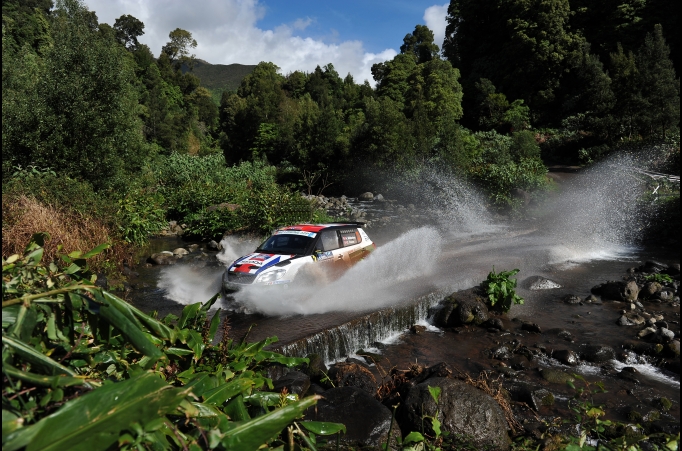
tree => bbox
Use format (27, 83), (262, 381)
(2, 0), (146, 189)
(161, 28), (197, 66)
(635, 24), (680, 136)
(400, 24), (440, 64)
(113, 14), (144, 50)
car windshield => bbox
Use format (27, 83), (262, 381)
(256, 233), (314, 255)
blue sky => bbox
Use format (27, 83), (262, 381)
(83, 0), (449, 84)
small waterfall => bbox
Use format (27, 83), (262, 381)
(276, 290), (446, 363)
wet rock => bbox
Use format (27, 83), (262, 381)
(617, 312), (646, 326)
(663, 263), (680, 275)
(328, 362), (377, 395)
(149, 252), (178, 265)
(484, 318), (505, 331)
(642, 282), (662, 298)
(524, 276), (562, 290)
(489, 345), (514, 361)
(375, 193), (385, 201)
(531, 389), (555, 409)
(638, 327), (657, 338)
(304, 386), (401, 449)
(207, 240), (222, 251)
(172, 248), (189, 256)
(591, 280), (639, 301)
(410, 324), (427, 334)
(584, 294), (601, 304)
(188, 243), (200, 251)
(303, 354), (328, 382)
(399, 377), (510, 451)
(272, 371), (310, 396)
(648, 327), (675, 344)
(521, 322), (542, 333)
(358, 192), (374, 201)
(435, 289), (489, 327)
(563, 294), (582, 304)
(169, 223), (184, 235)
(667, 340), (680, 357)
(552, 349), (579, 366)
(618, 367), (640, 384)
(657, 290), (674, 301)
(581, 344), (616, 363)
(540, 368), (575, 384)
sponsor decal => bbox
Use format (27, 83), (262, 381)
(315, 251), (333, 261)
(262, 279), (292, 286)
(275, 230), (317, 238)
(359, 229), (370, 242)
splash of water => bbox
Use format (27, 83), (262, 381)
(157, 265), (224, 306)
(232, 227), (443, 316)
(540, 153), (652, 264)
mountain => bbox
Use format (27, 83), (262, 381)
(187, 60), (257, 102)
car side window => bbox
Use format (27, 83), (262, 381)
(339, 228), (361, 247)
(319, 230), (340, 251)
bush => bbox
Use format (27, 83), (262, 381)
(481, 267), (524, 312)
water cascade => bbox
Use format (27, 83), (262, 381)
(276, 290), (446, 363)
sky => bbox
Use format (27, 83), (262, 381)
(82, 0), (450, 84)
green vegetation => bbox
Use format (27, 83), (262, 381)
(2, 235), (348, 450)
(644, 273), (674, 284)
(482, 268), (525, 312)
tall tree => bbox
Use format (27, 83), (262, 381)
(400, 24), (440, 64)
(161, 28), (197, 67)
(113, 14), (144, 50)
(635, 24), (680, 136)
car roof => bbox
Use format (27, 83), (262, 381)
(277, 223), (365, 233)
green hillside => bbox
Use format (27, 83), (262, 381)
(189, 60), (256, 103)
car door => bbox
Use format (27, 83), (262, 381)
(314, 230), (348, 274)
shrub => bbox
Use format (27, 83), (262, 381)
(481, 267), (524, 312)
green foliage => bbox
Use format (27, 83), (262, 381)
(482, 267), (524, 312)
(2, 236), (332, 451)
(644, 273), (673, 284)
(116, 188), (167, 245)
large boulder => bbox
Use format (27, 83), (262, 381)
(581, 344), (616, 363)
(399, 377), (510, 451)
(272, 371), (310, 396)
(358, 192), (374, 201)
(328, 362), (377, 395)
(435, 289), (489, 327)
(304, 386), (401, 449)
(149, 252), (178, 265)
(591, 280), (639, 301)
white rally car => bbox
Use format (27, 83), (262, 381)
(222, 223), (375, 292)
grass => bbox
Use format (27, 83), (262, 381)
(2, 194), (131, 272)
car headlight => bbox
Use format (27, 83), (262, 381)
(255, 269), (288, 283)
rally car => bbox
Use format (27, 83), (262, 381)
(222, 223), (375, 292)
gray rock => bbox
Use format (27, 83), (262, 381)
(304, 387), (401, 449)
(273, 371), (310, 396)
(552, 349), (579, 366)
(328, 362), (377, 395)
(617, 312), (646, 326)
(435, 289), (489, 327)
(304, 354), (328, 382)
(521, 322), (542, 333)
(540, 368), (575, 384)
(649, 328), (675, 344)
(563, 294), (582, 304)
(642, 281), (662, 298)
(149, 252), (178, 265)
(581, 344), (616, 363)
(410, 324), (427, 334)
(207, 240), (222, 250)
(524, 276), (562, 290)
(658, 290), (674, 301)
(489, 345), (514, 361)
(591, 280), (639, 301)
(358, 192), (374, 201)
(584, 294), (601, 304)
(172, 248), (189, 256)
(399, 377), (510, 451)
(375, 193), (385, 201)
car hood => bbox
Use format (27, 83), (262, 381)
(228, 253), (296, 275)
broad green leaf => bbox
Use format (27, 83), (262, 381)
(244, 392), (298, 407)
(97, 300), (163, 367)
(224, 395), (251, 421)
(2, 335), (77, 377)
(2, 305), (20, 327)
(184, 373), (219, 397)
(178, 303), (202, 329)
(428, 385), (441, 404)
(3, 363), (85, 388)
(402, 431), (425, 444)
(221, 395), (320, 450)
(165, 347), (194, 357)
(2, 410), (24, 436)
(300, 421), (346, 436)
(81, 243), (111, 259)
(203, 378), (254, 405)
(186, 330), (206, 361)
(431, 417), (442, 437)
(208, 309), (221, 342)
(4, 372), (189, 451)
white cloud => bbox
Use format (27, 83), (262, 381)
(423, 3), (448, 51)
(83, 0), (395, 84)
